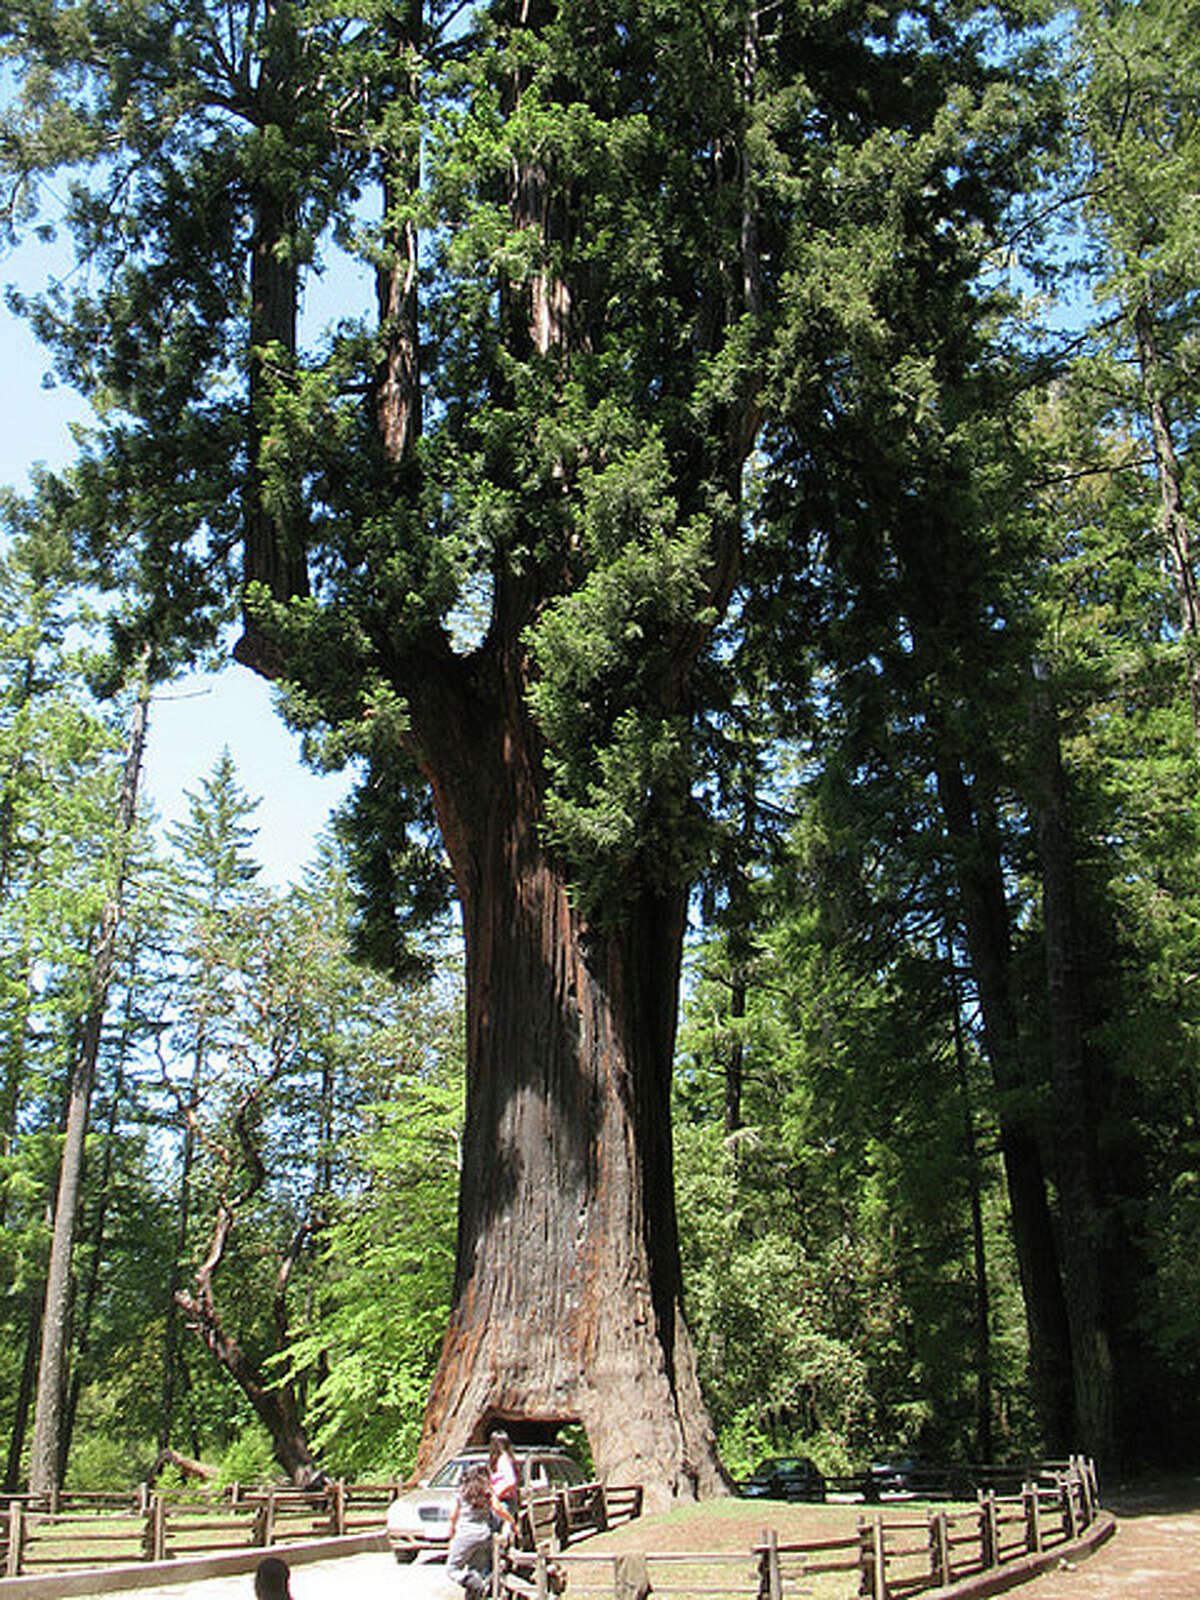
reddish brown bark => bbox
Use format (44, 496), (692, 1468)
(408, 651), (726, 1504)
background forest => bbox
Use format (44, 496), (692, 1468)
(1, 0), (1200, 1494)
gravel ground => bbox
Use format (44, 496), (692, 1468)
(69, 1552), (457, 1600)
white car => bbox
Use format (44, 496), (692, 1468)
(386, 1449), (588, 1559)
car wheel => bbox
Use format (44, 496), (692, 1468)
(393, 1549), (417, 1565)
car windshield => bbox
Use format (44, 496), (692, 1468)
(428, 1458), (484, 1489)
(426, 1450), (585, 1491)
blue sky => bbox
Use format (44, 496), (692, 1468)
(1, 234), (356, 886)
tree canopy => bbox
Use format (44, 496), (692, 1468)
(0, 0), (1199, 1494)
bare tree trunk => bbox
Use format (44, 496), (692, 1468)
(28, 669), (150, 1495)
(934, 744), (1075, 1453)
(410, 669), (727, 1507)
(160, 1033), (202, 1455)
(1030, 663), (1114, 1466)
(947, 941), (994, 1463)
(59, 966), (138, 1480)
(173, 1085), (314, 1482)
(176, 1199), (315, 1483)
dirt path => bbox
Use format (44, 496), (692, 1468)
(1021, 1481), (1200, 1600)
(578, 1478), (1200, 1599)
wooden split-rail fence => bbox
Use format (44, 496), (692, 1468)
(0, 1477), (643, 1581)
(0, 1456), (1100, 1598)
(0, 1481), (396, 1578)
(498, 1456), (1101, 1600)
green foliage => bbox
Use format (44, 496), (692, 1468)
(4, 0), (1200, 1490)
(676, 815), (1033, 1471)
(215, 1428), (278, 1489)
(280, 1076), (462, 1477)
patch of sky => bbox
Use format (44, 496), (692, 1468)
(0, 185), (356, 886)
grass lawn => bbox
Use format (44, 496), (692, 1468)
(556, 1494), (978, 1599)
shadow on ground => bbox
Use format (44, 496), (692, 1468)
(1103, 1475), (1200, 1519)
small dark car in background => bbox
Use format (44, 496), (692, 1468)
(859, 1457), (922, 1500)
(740, 1456), (827, 1502)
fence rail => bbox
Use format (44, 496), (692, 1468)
(0, 1456), (1100, 1597)
(497, 1456), (1102, 1600)
(0, 1475), (644, 1581)
(1, 1481), (399, 1578)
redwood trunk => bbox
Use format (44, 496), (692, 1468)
(411, 671), (726, 1505)
(1030, 667), (1114, 1465)
(933, 743), (1075, 1452)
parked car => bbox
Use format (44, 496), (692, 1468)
(739, 1455), (827, 1502)
(859, 1457), (921, 1501)
(386, 1448), (588, 1559)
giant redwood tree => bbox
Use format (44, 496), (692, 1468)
(0, 0), (1054, 1493)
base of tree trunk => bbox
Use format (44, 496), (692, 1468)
(416, 1295), (728, 1510)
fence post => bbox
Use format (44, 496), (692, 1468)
(857, 1514), (887, 1600)
(977, 1491), (996, 1569)
(929, 1510), (950, 1587)
(254, 1488), (276, 1547)
(1023, 1482), (1042, 1555)
(759, 1527), (782, 1600)
(872, 1514), (888, 1600)
(6, 1502), (23, 1578)
(1081, 1459), (1100, 1516)
(1059, 1474), (1077, 1540)
(333, 1480), (346, 1537)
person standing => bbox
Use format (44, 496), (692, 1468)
(446, 1463), (512, 1598)
(488, 1431), (520, 1520)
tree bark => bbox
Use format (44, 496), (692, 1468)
(1030, 664), (1114, 1465)
(947, 943), (994, 1464)
(933, 742), (1075, 1453)
(408, 658), (726, 1506)
(28, 669), (150, 1495)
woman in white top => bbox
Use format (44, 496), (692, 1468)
(488, 1431), (520, 1521)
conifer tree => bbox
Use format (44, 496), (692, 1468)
(0, 0), (1057, 1493)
